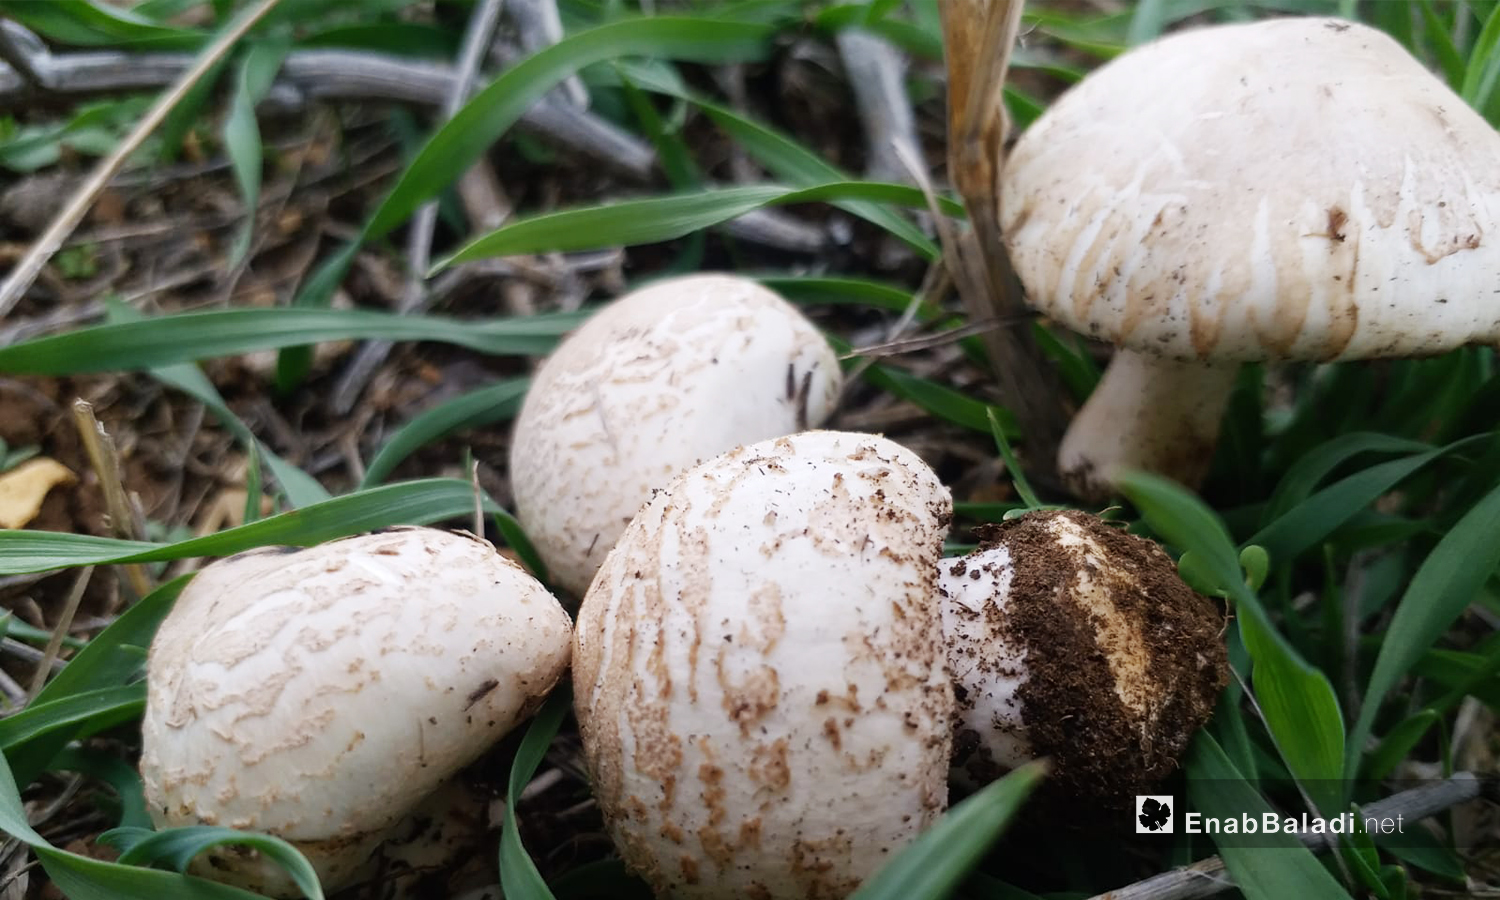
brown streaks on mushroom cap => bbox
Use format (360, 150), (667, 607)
(574, 431), (953, 899)
(1003, 17), (1500, 363)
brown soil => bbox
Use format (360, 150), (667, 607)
(969, 510), (1228, 803)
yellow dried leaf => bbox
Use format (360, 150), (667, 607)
(0, 458), (76, 529)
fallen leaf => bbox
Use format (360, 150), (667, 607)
(0, 458), (76, 529)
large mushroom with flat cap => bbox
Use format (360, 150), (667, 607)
(1001, 16), (1500, 499)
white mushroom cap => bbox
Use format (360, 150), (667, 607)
(1000, 17), (1500, 496)
(939, 511), (1227, 798)
(574, 431), (953, 899)
(139, 527), (573, 897)
(510, 274), (842, 597)
(1004, 16), (1500, 363)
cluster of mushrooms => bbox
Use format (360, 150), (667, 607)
(139, 273), (1228, 899)
(132, 12), (1495, 899)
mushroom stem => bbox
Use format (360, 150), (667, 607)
(1058, 350), (1238, 500)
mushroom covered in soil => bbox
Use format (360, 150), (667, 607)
(1000, 16), (1500, 499)
(510, 273), (842, 597)
(940, 510), (1227, 799)
(139, 527), (573, 898)
(574, 430), (954, 900)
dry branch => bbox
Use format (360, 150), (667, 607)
(330, 0), (509, 416)
(0, 31), (826, 254)
(836, 27), (919, 183)
(940, 1), (1071, 480)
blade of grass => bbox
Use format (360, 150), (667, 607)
(1186, 734), (1352, 900)
(49, 746), (152, 830)
(0, 307), (588, 376)
(1347, 478), (1500, 777)
(615, 61), (940, 259)
(848, 762), (1045, 900)
(0, 0), (203, 48)
(499, 687), (570, 900)
(0, 478), (504, 574)
(1251, 434), (1490, 562)
(436, 181), (954, 268)
(988, 408), (1040, 509)
(0, 684), (145, 751)
(106, 299), (329, 507)
(102, 826), (323, 900)
(362, 379), (530, 487)
(1120, 472), (1345, 816)
(223, 38), (290, 264)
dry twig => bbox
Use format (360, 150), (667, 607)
(330, 0), (508, 416)
(939, 1), (1071, 477)
(835, 27), (920, 183)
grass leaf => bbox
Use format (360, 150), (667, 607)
(499, 688), (570, 900)
(438, 182), (952, 268)
(0, 478), (503, 574)
(0, 308), (587, 376)
(849, 762), (1045, 900)
(1347, 477), (1500, 775)
(1119, 472), (1345, 815)
(1186, 734), (1352, 900)
(362, 379), (530, 487)
(104, 826), (324, 900)
(223, 38), (290, 264)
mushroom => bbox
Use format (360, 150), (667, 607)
(510, 273), (842, 597)
(139, 526), (573, 897)
(940, 510), (1227, 799)
(1000, 17), (1500, 498)
(573, 430), (954, 899)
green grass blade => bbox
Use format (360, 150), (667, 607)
(37, 846), (272, 900)
(1417, 0), (1468, 88)
(761, 276), (926, 314)
(0, 308), (587, 376)
(616, 61), (940, 259)
(1186, 734), (1352, 900)
(1462, 2), (1500, 116)
(34, 576), (186, 706)
(1347, 478), (1500, 776)
(856, 364), (1018, 436)
(0, 479), (500, 574)
(500, 687), (570, 900)
(437, 182), (944, 267)
(106, 300), (328, 507)
(848, 762), (1045, 900)
(988, 409), (1040, 509)
(1251, 435), (1489, 562)
(1120, 472), (1345, 815)
(105, 826), (324, 900)
(223, 38), (289, 264)
(49, 746), (152, 830)
(0, 684), (145, 751)
(365, 16), (776, 242)
(1260, 433), (1432, 527)
(0, 0), (203, 48)
(493, 510), (548, 585)
(363, 379), (530, 487)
